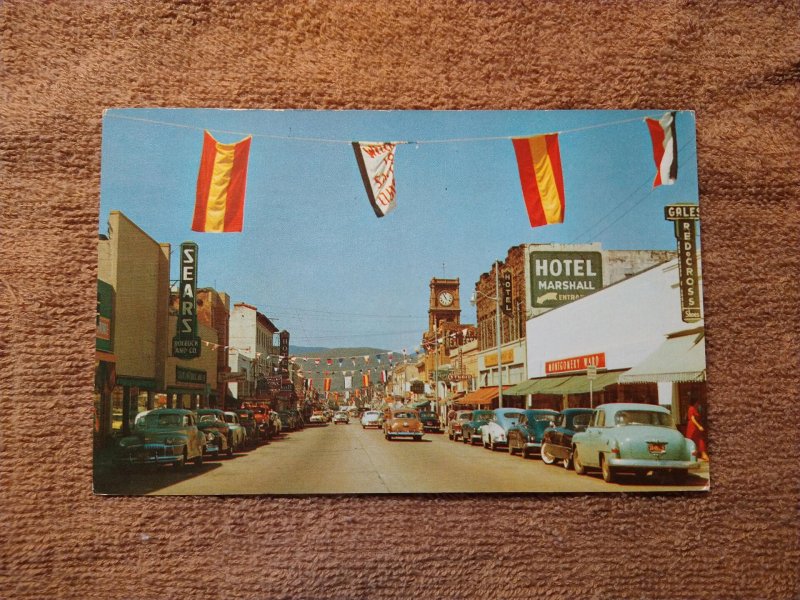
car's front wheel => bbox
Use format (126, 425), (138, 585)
(541, 443), (556, 465)
(563, 452), (573, 470)
(601, 455), (615, 483)
(573, 447), (586, 475)
(174, 448), (187, 470)
(193, 451), (203, 467)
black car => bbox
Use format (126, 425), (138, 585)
(540, 408), (594, 469)
(417, 411), (442, 433)
(461, 410), (494, 445)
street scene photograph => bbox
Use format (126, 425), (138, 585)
(93, 109), (709, 495)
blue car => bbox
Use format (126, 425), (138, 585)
(461, 410), (494, 445)
(571, 403), (699, 484)
(506, 409), (560, 458)
(540, 408), (595, 468)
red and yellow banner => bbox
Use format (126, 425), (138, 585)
(192, 131), (252, 232)
(512, 134), (565, 228)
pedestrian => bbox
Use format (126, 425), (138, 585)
(685, 396), (709, 461)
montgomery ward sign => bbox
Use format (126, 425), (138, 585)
(530, 251), (603, 309)
(665, 204), (702, 323)
(172, 242), (201, 359)
(545, 352), (606, 375)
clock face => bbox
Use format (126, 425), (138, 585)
(438, 291), (454, 307)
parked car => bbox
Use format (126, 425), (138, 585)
(309, 410), (327, 424)
(447, 410), (473, 440)
(360, 410), (382, 429)
(480, 408), (528, 451)
(278, 410), (298, 431)
(222, 410), (247, 452)
(417, 411), (442, 433)
(234, 409), (260, 448)
(113, 408), (205, 469)
(288, 408), (306, 429)
(248, 405), (274, 441)
(268, 410), (283, 437)
(540, 408), (595, 468)
(461, 410), (494, 445)
(506, 409), (561, 458)
(333, 411), (350, 424)
(196, 410), (233, 457)
(571, 403), (699, 483)
(383, 408), (424, 441)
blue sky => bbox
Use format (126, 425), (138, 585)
(100, 109), (699, 352)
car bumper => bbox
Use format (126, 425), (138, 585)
(203, 443), (221, 454)
(114, 444), (184, 466)
(608, 457), (699, 470)
(388, 431), (423, 437)
(362, 422), (381, 428)
(422, 425), (441, 432)
(524, 441), (542, 452)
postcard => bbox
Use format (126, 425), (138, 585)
(93, 109), (709, 494)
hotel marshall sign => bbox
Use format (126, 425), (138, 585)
(530, 251), (603, 309)
(172, 242), (202, 359)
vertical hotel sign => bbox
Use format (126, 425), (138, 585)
(172, 242), (202, 359)
(665, 204), (702, 323)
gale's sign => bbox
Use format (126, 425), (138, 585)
(173, 242), (201, 359)
(665, 204), (702, 323)
(530, 251), (603, 309)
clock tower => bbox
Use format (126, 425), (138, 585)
(428, 278), (461, 333)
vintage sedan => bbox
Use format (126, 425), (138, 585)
(223, 411), (249, 450)
(198, 409), (244, 452)
(571, 403), (699, 483)
(114, 408), (205, 469)
(234, 409), (260, 448)
(332, 411), (350, 424)
(417, 411), (442, 433)
(540, 408), (594, 468)
(506, 409), (561, 458)
(309, 410), (327, 424)
(480, 408), (529, 451)
(360, 410), (382, 429)
(461, 410), (494, 445)
(447, 410), (473, 440)
(196, 411), (233, 457)
(383, 408), (424, 441)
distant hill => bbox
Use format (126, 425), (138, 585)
(291, 346), (395, 358)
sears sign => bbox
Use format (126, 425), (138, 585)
(530, 251), (603, 309)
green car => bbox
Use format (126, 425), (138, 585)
(460, 410), (494, 445)
(571, 403), (699, 484)
(113, 408), (206, 469)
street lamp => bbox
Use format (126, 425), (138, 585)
(470, 260), (504, 409)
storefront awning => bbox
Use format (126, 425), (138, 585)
(619, 332), (706, 383)
(458, 386), (511, 405)
(505, 372), (622, 395)
(505, 376), (572, 396)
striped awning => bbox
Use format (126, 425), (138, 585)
(505, 372), (622, 396)
(619, 332), (706, 384)
(458, 386), (511, 405)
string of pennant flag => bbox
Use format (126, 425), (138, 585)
(107, 112), (679, 233)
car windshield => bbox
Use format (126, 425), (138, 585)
(571, 413), (592, 430)
(473, 411), (492, 420)
(419, 412), (436, 418)
(458, 412), (473, 420)
(394, 412), (416, 419)
(224, 414), (236, 423)
(532, 413), (557, 422)
(615, 410), (674, 427)
(198, 414), (218, 423)
(141, 413), (182, 429)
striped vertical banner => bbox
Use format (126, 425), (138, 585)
(645, 112), (678, 187)
(192, 131), (252, 232)
(512, 134), (566, 228)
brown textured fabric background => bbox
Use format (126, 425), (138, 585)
(1, 1), (798, 598)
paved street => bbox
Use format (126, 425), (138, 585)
(94, 422), (709, 495)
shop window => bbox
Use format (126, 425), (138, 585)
(137, 390), (148, 415)
(111, 386), (124, 431)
